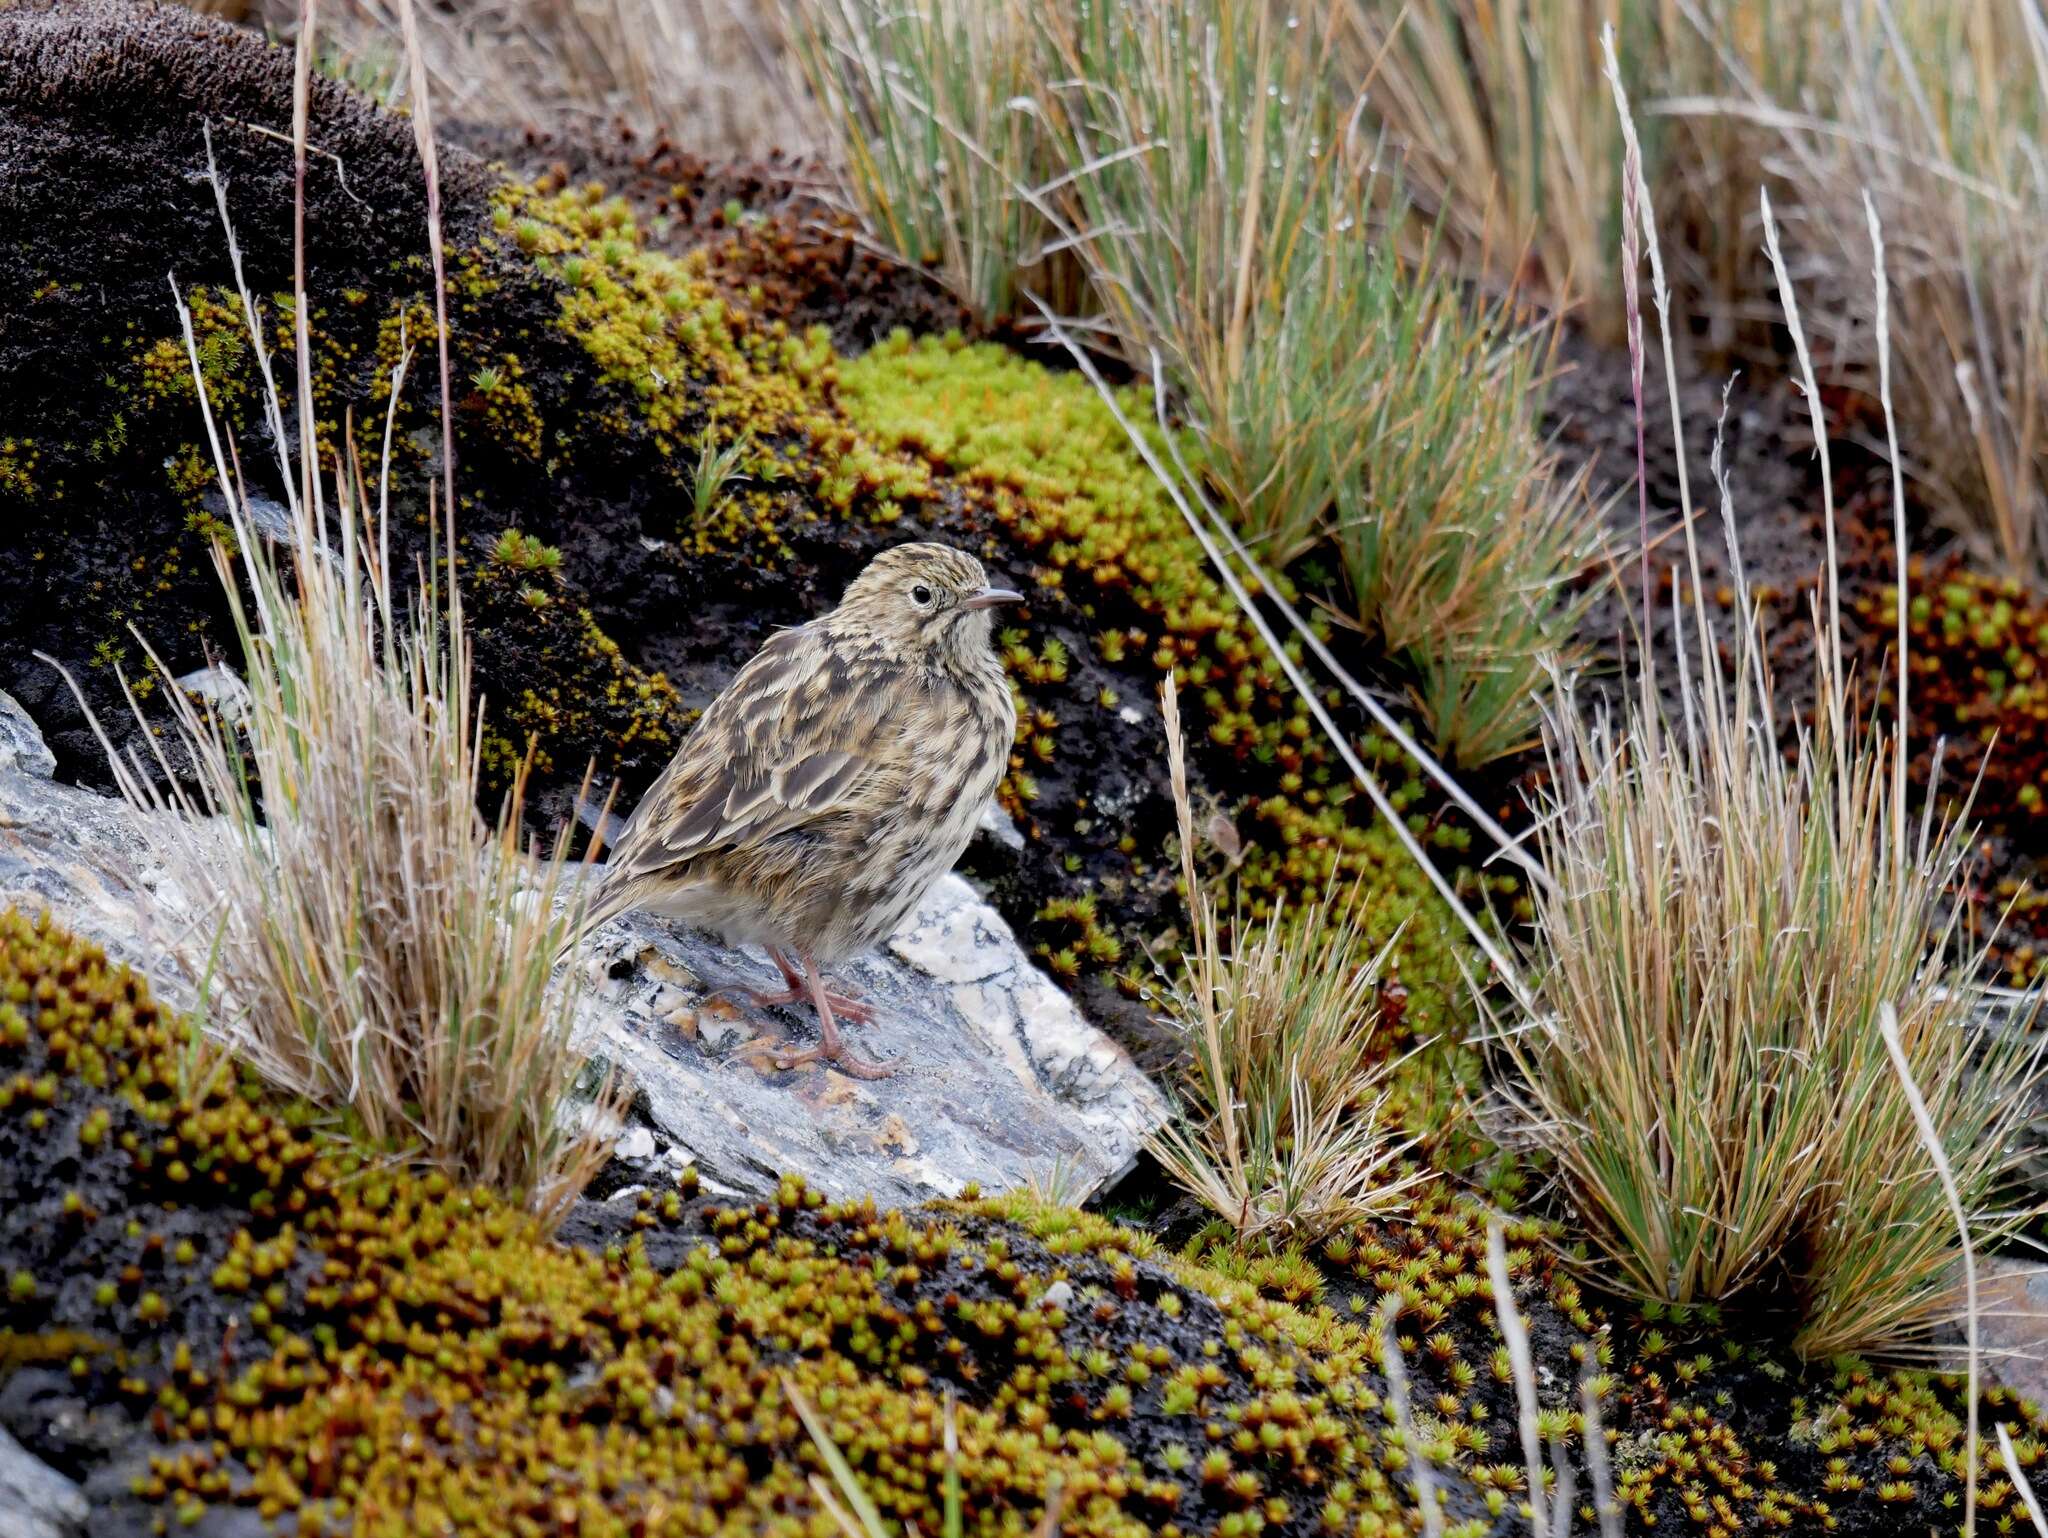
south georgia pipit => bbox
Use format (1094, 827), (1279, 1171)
(577, 543), (1022, 1079)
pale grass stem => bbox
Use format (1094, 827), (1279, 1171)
(1377, 1298), (1446, 1538)
(785, 1374), (1064, 1537)
(2001, 1423), (2048, 1537)
(1489, 1222), (1550, 1538)
(1879, 1000), (1978, 1538)
(1582, 1370), (1623, 1538)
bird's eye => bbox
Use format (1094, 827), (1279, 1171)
(911, 583), (933, 607)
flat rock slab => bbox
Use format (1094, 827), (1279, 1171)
(0, 691), (55, 780)
(0, 1426), (86, 1538)
(1969, 1257), (2048, 1410)
(0, 759), (1168, 1208)
(573, 872), (1167, 1204)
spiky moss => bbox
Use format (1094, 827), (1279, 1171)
(836, 332), (1498, 1054)
(0, 436), (41, 501)
(1858, 558), (2048, 985)
(1306, 1183), (2048, 1536)
(9, 911), (2047, 1536)
(2, 907), (1522, 1537)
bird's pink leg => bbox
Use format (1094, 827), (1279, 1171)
(721, 948), (874, 1024)
(773, 949), (898, 1080)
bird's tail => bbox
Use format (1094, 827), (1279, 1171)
(554, 876), (640, 969)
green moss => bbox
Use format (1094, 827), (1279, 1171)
(489, 181), (929, 533)
(5, 904), (2042, 1537)
(1859, 556), (2048, 985)
(466, 555), (687, 789)
(0, 436), (39, 500)
(1, 907), (1468, 1538)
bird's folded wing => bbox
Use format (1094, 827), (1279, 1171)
(606, 626), (893, 880)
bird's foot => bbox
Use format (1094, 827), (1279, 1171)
(773, 1038), (900, 1080)
(711, 982), (875, 1025)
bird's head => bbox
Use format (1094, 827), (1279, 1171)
(831, 543), (1024, 665)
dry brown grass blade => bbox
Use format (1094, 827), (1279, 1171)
(260, 0), (817, 159)
(1879, 1000), (1978, 1536)
(1667, 0), (2048, 580)
(393, 0), (456, 537)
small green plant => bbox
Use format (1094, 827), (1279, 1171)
(1148, 680), (1425, 1246)
(490, 527), (563, 572)
(689, 428), (751, 527)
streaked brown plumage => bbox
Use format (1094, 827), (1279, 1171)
(583, 543), (1021, 1078)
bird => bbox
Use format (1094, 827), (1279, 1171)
(575, 542), (1023, 1079)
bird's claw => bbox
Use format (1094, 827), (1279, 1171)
(773, 1041), (900, 1080)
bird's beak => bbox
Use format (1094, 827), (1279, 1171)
(962, 586), (1025, 611)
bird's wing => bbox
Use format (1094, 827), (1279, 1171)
(604, 625), (896, 882)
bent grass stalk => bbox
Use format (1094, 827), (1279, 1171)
(1878, 1000), (1977, 1538)
(1489, 1222), (1550, 1538)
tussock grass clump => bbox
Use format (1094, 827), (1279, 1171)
(1496, 46), (2043, 1360)
(94, 390), (614, 1222)
(789, 0), (1080, 321)
(1347, 0), (1630, 334)
(53, 84), (617, 1220)
(1035, 0), (1597, 767)
(1707, 0), (2048, 581)
(1503, 659), (2037, 1356)
(1148, 682), (1423, 1245)
(795, 0), (1597, 768)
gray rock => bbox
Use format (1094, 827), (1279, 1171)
(0, 690), (55, 780)
(0, 1427), (86, 1538)
(0, 766), (1168, 1208)
(1967, 1257), (2048, 1408)
(0, 765), (211, 1011)
(613, 1125), (658, 1163)
(197, 487), (295, 549)
(974, 797), (1025, 854)
(171, 664), (253, 728)
(569, 869), (1167, 1205)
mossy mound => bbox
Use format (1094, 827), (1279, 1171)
(447, 119), (977, 355)
(0, 907), (1491, 1536)
(5, 907), (2044, 1537)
